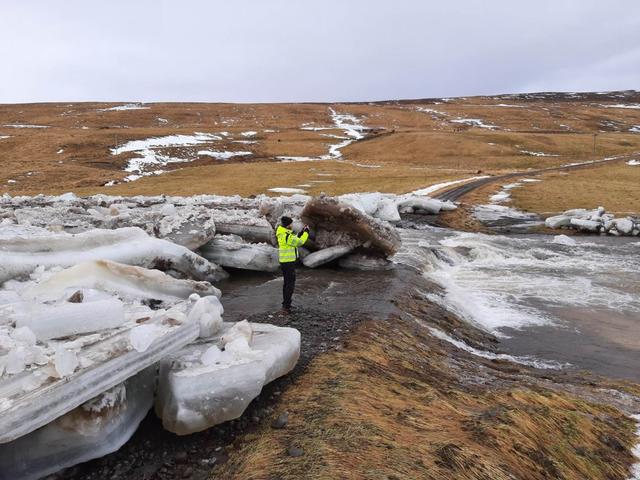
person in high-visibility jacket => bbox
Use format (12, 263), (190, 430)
(276, 216), (309, 314)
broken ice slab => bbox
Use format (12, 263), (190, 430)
(199, 236), (279, 272)
(214, 218), (275, 245)
(0, 320), (198, 444)
(155, 322), (300, 435)
(0, 368), (155, 480)
(25, 260), (220, 303)
(0, 225), (227, 283)
(302, 245), (353, 268)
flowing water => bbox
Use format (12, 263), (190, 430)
(395, 227), (640, 381)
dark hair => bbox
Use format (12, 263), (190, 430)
(281, 216), (293, 227)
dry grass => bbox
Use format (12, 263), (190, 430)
(70, 161), (476, 198)
(2, 96), (640, 200)
(215, 317), (637, 480)
(509, 161), (640, 215)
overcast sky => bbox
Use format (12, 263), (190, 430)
(1, 0), (639, 103)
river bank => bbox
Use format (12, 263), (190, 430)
(59, 237), (640, 479)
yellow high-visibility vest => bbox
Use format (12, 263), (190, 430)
(276, 225), (309, 263)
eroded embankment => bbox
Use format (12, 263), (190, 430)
(216, 273), (640, 480)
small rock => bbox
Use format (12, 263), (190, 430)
(182, 466), (193, 478)
(174, 451), (188, 464)
(287, 446), (304, 457)
(67, 290), (84, 303)
(272, 411), (289, 429)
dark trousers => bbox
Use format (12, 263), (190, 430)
(281, 262), (296, 309)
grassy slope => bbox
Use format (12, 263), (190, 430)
(217, 311), (639, 479)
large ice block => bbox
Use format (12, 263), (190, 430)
(0, 317), (198, 444)
(25, 260), (220, 303)
(199, 236), (279, 272)
(0, 226), (227, 283)
(155, 322), (300, 435)
(0, 368), (155, 480)
(302, 245), (353, 268)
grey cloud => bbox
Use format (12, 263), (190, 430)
(0, 0), (638, 103)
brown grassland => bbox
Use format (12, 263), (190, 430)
(1, 92), (639, 213)
(217, 295), (640, 480)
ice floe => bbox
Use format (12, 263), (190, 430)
(0, 368), (156, 480)
(199, 236), (279, 272)
(0, 226), (226, 283)
(155, 322), (300, 435)
(545, 206), (640, 236)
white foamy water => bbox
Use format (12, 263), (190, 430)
(397, 228), (640, 338)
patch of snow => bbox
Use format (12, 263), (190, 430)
(98, 104), (150, 112)
(232, 140), (258, 144)
(268, 187), (307, 194)
(2, 124), (49, 129)
(198, 150), (252, 160)
(520, 150), (560, 157)
(111, 133), (224, 181)
(412, 176), (489, 196)
(631, 126), (640, 133)
(57, 148), (64, 154)
(276, 156), (317, 162)
(416, 107), (447, 116)
(0, 136), (10, 140)
(626, 159), (640, 166)
(240, 131), (257, 137)
(291, 108), (367, 162)
(600, 104), (640, 110)
(157, 118), (168, 124)
(493, 103), (526, 108)
(450, 118), (499, 130)
(473, 204), (540, 223)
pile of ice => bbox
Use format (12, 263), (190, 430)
(0, 190), (452, 274)
(545, 207), (640, 236)
(337, 192), (457, 223)
(0, 257), (300, 478)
